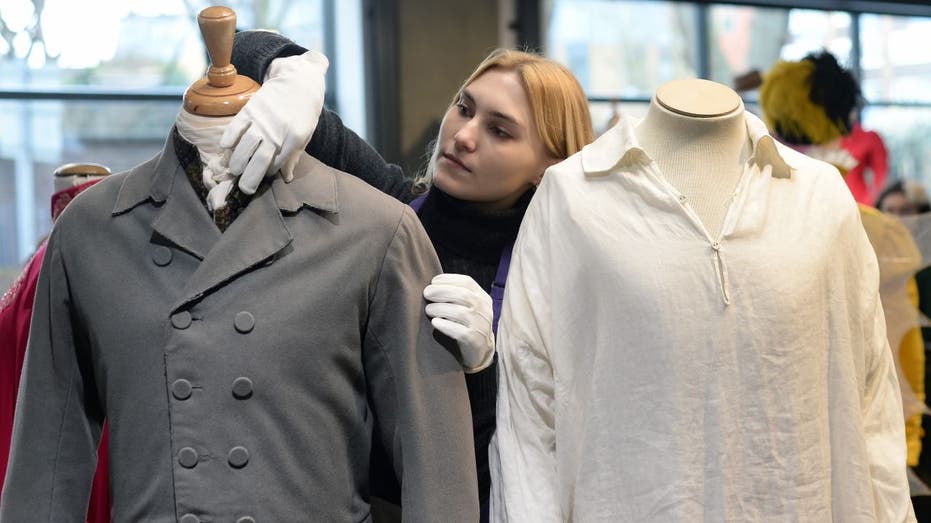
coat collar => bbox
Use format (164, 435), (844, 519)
(109, 128), (343, 313)
(580, 111), (793, 180)
(112, 130), (341, 217)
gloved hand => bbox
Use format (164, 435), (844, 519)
(423, 274), (495, 373)
(220, 50), (329, 194)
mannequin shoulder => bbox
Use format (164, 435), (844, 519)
(773, 142), (853, 198)
(291, 153), (415, 229)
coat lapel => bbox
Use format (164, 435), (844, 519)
(172, 183), (292, 312)
(148, 136), (221, 261)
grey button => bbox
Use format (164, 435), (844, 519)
(232, 377), (253, 399)
(180, 514), (200, 523)
(152, 246), (173, 266)
(178, 447), (199, 468)
(234, 311), (255, 334)
(171, 311), (192, 330)
(172, 379), (193, 400)
(236, 517), (256, 523)
(228, 446), (249, 468)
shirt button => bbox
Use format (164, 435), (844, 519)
(152, 246), (173, 266)
(171, 311), (192, 330)
(678, 194), (687, 203)
(236, 517), (256, 523)
(178, 447), (199, 468)
(228, 446), (250, 468)
(171, 379), (193, 400)
(232, 377), (254, 399)
(180, 514), (200, 523)
(711, 241), (721, 250)
(234, 311), (255, 334)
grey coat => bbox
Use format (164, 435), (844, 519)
(0, 136), (479, 522)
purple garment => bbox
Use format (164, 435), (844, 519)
(409, 194), (513, 335)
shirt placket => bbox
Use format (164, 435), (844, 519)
(645, 162), (755, 307)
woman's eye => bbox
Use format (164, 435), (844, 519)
(456, 102), (471, 116)
(492, 127), (511, 139)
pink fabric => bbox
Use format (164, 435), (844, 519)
(841, 123), (889, 205)
(0, 180), (110, 522)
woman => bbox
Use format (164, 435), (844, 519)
(229, 32), (594, 518)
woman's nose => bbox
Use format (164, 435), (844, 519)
(453, 120), (478, 152)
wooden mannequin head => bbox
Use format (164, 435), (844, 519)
(654, 78), (741, 118)
(183, 6), (259, 116)
(53, 162), (111, 192)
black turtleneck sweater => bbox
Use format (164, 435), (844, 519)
(230, 31), (531, 506)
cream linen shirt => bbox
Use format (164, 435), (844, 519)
(489, 113), (914, 522)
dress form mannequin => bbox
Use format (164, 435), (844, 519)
(52, 162), (110, 193)
(178, 6), (258, 214)
(635, 78), (752, 239)
(183, 6), (257, 117)
(2, 161), (113, 523)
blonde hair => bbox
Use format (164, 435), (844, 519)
(415, 49), (594, 193)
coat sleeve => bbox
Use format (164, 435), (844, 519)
(0, 221), (103, 522)
(0, 242), (46, 487)
(230, 30), (414, 202)
(362, 206), (479, 522)
(489, 184), (560, 523)
(849, 206), (916, 522)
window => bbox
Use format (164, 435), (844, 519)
(0, 0), (365, 291)
(707, 6), (852, 86)
(546, 1), (699, 101)
(543, 1), (931, 204)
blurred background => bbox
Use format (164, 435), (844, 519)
(1, 0), (930, 289)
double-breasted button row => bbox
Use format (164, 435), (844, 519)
(172, 311), (256, 332)
(181, 513), (254, 523)
(170, 377), (253, 400)
(176, 446), (250, 469)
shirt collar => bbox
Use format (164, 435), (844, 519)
(581, 110), (793, 180)
(112, 130), (340, 215)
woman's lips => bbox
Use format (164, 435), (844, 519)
(442, 153), (472, 172)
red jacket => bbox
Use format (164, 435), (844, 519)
(0, 180), (110, 522)
(841, 123), (889, 205)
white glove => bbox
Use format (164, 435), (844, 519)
(423, 274), (496, 373)
(220, 50), (329, 194)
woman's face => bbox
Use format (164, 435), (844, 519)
(433, 69), (557, 209)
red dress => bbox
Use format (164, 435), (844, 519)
(840, 123), (889, 205)
(0, 180), (110, 522)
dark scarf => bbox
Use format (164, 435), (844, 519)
(172, 126), (253, 232)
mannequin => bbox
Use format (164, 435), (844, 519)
(0, 6), (478, 522)
(177, 6), (258, 219)
(1, 163), (112, 523)
(491, 78), (914, 521)
(635, 79), (752, 239)
(53, 162), (110, 192)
